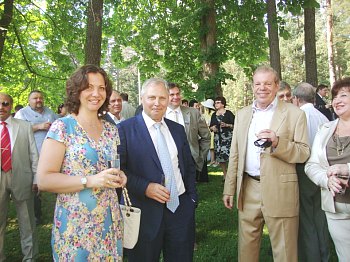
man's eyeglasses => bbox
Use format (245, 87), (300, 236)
(0, 102), (10, 107)
(254, 138), (272, 148)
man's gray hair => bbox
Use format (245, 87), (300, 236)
(293, 82), (315, 104)
(141, 78), (169, 97)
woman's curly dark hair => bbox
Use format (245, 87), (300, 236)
(65, 65), (113, 117)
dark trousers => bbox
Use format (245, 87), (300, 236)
(34, 194), (42, 223)
(297, 163), (330, 262)
(127, 194), (195, 262)
(196, 159), (209, 182)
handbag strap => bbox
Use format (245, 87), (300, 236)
(122, 187), (132, 207)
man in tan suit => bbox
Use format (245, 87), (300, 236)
(0, 93), (39, 261)
(223, 66), (310, 262)
(166, 83), (210, 181)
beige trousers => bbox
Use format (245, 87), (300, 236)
(238, 175), (298, 262)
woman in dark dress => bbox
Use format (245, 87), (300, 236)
(209, 96), (235, 181)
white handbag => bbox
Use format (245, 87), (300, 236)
(120, 187), (141, 249)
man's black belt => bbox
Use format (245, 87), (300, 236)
(244, 172), (260, 182)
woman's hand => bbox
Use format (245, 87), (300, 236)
(88, 169), (127, 189)
(327, 174), (343, 196)
(210, 126), (218, 132)
(326, 164), (349, 177)
(326, 164), (349, 196)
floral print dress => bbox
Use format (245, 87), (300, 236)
(47, 115), (123, 261)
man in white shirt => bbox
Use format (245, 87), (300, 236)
(117, 78), (197, 261)
(166, 83), (210, 181)
(0, 93), (39, 261)
(292, 82), (330, 262)
(223, 66), (310, 261)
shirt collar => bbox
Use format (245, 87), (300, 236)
(1, 116), (12, 125)
(142, 111), (167, 130)
(252, 96), (278, 113)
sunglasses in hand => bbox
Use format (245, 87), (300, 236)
(254, 138), (272, 148)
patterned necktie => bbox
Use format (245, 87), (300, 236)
(154, 123), (179, 212)
(1, 122), (11, 172)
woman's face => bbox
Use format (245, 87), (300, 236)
(215, 100), (224, 110)
(332, 87), (350, 118)
(79, 72), (106, 113)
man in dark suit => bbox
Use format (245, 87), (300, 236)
(118, 78), (197, 262)
(0, 93), (39, 261)
(315, 84), (333, 120)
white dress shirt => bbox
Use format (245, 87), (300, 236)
(107, 112), (124, 125)
(245, 97), (278, 177)
(300, 103), (329, 145)
(166, 107), (185, 127)
(0, 116), (14, 152)
(142, 111), (185, 195)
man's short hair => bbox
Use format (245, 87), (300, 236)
(120, 93), (129, 101)
(141, 78), (168, 97)
(293, 82), (315, 104)
(279, 81), (291, 92)
(28, 90), (43, 98)
(316, 84), (328, 93)
(253, 66), (280, 84)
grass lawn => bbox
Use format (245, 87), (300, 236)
(4, 166), (337, 261)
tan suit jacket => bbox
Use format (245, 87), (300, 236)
(0, 118), (38, 200)
(223, 100), (310, 217)
(180, 106), (211, 171)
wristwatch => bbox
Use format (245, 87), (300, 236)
(81, 176), (88, 188)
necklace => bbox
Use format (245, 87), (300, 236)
(334, 123), (350, 156)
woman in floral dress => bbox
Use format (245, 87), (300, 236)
(209, 96), (235, 181)
(37, 65), (127, 261)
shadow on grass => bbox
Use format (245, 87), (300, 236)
(4, 167), (337, 262)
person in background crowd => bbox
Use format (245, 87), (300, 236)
(0, 93), (39, 262)
(305, 77), (350, 261)
(15, 90), (58, 225)
(201, 99), (217, 167)
(120, 92), (136, 119)
(117, 78), (197, 261)
(189, 99), (200, 110)
(223, 66), (310, 262)
(166, 83), (210, 183)
(11, 104), (23, 117)
(209, 96), (234, 181)
(277, 81), (292, 103)
(135, 104), (143, 116)
(315, 84), (333, 121)
(292, 83), (330, 262)
(57, 103), (67, 118)
(106, 90), (124, 125)
(37, 65), (127, 261)
(182, 99), (189, 107)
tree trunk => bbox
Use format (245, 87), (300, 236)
(326, 0), (336, 86)
(200, 0), (221, 97)
(267, 0), (282, 80)
(304, 7), (318, 87)
(0, 0), (14, 62)
(84, 0), (103, 66)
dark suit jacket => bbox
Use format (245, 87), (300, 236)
(315, 94), (332, 121)
(117, 114), (197, 241)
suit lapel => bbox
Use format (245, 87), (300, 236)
(135, 115), (163, 171)
(180, 106), (190, 134)
(270, 100), (286, 133)
(11, 118), (20, 147)
(240, 107), (253, 159)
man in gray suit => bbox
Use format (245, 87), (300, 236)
(0, 93), (39, 261)
(166, 83), (210, 182)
